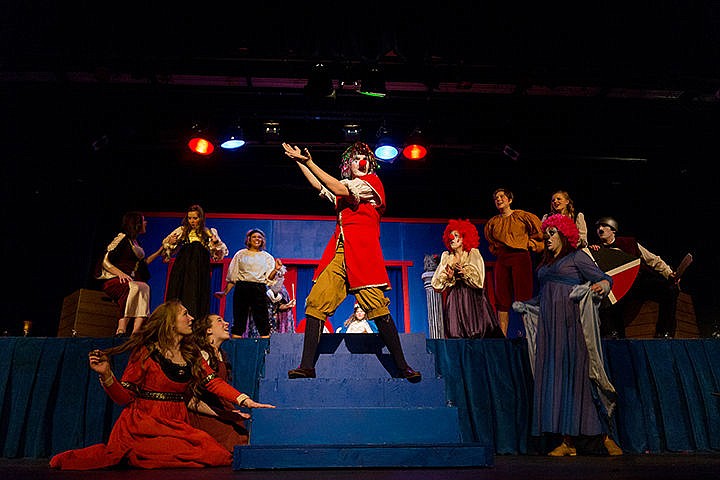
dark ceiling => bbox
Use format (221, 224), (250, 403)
(3, 2), (720, 220)
(3, 2), (720, 336)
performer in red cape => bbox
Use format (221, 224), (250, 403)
(281, 141), (421, 382)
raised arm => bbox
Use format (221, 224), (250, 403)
(282, 143), (349, 196)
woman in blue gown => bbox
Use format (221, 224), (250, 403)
(514, 214), (623, 457)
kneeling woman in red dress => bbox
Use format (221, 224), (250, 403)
(50, 299), (275, 470)
(188, 313), (250, 451)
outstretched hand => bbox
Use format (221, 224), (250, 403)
(244, 398), (276, 409)
(282, 143), (311, 164)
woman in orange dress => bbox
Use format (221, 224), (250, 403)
(49, 300), (274, 470)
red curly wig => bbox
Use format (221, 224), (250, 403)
(541, 213), (580, 249)
(442, 219), (480, 252)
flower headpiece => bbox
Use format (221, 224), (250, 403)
(541, 214), (580, 249)
(339, 141), (378, 179)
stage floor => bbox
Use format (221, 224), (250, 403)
(6, 454), (720, 480)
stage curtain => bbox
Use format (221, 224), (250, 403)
(0, 337), (264, 459)
(0, 337), (718, 458)
(427, 338), (534, 454)
(603, 339), (720, 453)
(427, 338), (720, 455)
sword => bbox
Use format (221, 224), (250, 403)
(675, 253), (693, 280)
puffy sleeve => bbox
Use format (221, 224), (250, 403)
(430, 251), (454, 291)
(461, 248), (486, 289)
(98, 233), (126, 280)
(208, 227), (229, 261)
(576, 212), (589, 248)
(226, 250), (239, 283)
(483, 218), (500, 257)
(637, 242), (674, 279)
(522, 211), (545, 253)
(263, 252), (278, 287)
(318, 185), (337, 204)
(341, 178), (380, 206)
(162, 226), (184, 260)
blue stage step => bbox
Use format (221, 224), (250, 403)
(233, 443), (495, 469)
(267, 332), (429, 355)
(263, 352), (437, 379)
(233, 332), (494, 470)
(249, 407), (461, 445)
(259, 377), (447, 407)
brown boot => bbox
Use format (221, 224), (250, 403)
(604, 436), (623, 456)
(548, 441), (577, 457)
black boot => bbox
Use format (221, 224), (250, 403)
(374, 314), (421, 383)
(288, 315), (323, 379)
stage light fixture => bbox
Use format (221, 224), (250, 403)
(374, 125), (398, 162)
(402, 128), (428, 161)
(339, 62), (359, 90)
(219, 123), (246, 150)
(342, 124), (362, 141)
(304, 63), (335, 98)
(187, 123), (215, 155)
(263, 121), (281, 141)
(358, 65), (387, 97)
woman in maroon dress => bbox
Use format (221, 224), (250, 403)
(188, 313), (249, 451)
(49, 300), (274, 470)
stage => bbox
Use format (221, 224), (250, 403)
(5, 453), (720, 480)
(1, 336), (718, 472)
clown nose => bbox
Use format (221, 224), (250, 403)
(359, 159), (368, 170)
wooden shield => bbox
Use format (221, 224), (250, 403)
(582, 247), (640, 304)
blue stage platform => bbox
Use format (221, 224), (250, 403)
(0, 336), (718, 463)
(233, 333), (494, 469)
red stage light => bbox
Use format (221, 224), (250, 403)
(188, 137), (215, 155)
(402, 144), (427, 160)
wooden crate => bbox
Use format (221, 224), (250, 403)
(624, 292), (699, 339)
(58, 289), (120, 337)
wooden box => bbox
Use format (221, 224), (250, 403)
(58, 289), (120, 337)
(624, 292), (699, 339)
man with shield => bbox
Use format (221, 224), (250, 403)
(589, 217), (680, 339)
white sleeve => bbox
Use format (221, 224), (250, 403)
(637, 242), (674, 279)
(342, 178), (379, 205)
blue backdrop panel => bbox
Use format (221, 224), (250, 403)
(143, 213), (450, 336)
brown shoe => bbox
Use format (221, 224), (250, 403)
(400, 367), (422, 383)
(604, 436), (623, 456)
(548, 441), (577, 457)
(288, 367), (316, 379)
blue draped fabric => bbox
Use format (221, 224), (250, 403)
(0, 337), (718, 458)
(603, 339), (720, 453)
(427, 338), (534, 454)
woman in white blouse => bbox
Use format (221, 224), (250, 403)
(215, 228), (282, 338)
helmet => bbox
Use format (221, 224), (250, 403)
(595, 216), (619, 232)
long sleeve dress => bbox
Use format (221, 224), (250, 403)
(188, 350), (249, 452)
(431, 248), (504, 339)
(529, 250), (614, 437)
(162, 227), (228, 320)
(49, 346), (249, 470)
